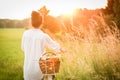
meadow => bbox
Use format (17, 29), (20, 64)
(0, 29), (24, 80)
(0, 26), (120, 80)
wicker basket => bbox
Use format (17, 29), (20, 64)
(39, 52), (60, 74)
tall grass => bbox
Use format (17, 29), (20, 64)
(56, 14), (120, 80)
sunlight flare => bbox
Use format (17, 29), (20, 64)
(0, 0), (107, 19)
(47, 0), (107, 16)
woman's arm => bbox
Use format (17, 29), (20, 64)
(45, 34), (60, 53)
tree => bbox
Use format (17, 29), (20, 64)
(113, 0), (120, 29)
(104, 0), (120, 29)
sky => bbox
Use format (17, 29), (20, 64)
(0, 0), (107, 20)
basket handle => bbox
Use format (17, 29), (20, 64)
(42, 52), (57, 56)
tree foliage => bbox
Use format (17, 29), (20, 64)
(0, 19), (29, 28)
(103, 0), (120, 29)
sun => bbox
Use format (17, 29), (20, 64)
(49, 6), (75, 17)
(45, 0), (107, 17)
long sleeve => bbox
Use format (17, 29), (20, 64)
(45, 34), (60, 53)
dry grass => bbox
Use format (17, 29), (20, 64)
(56, 14), (120, 80)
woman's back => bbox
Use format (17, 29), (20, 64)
(22, 29), (47, 80)
(22, 28), (60, 80)
(22, 29), (46, 60)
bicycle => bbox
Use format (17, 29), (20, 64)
(39, 52), (60, 80)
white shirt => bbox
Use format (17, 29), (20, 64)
(21, 29), (60, 80)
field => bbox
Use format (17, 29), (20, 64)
(0, 28), (120, 80)
(0, 29), (24, 80)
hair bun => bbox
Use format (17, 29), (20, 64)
(31, 11), (42, 28)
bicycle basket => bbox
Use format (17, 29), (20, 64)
(39, 52), (60, 74)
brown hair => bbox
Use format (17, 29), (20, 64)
(31, 11), (42, 28)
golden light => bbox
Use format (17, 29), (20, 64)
(46, 0), (107, 17)
(0, 0), (107, 19)
(48, 6), (76, 16)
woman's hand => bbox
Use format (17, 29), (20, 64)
(60, 47), (66, 53)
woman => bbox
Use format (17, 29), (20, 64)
(21, 11), (60, 80)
